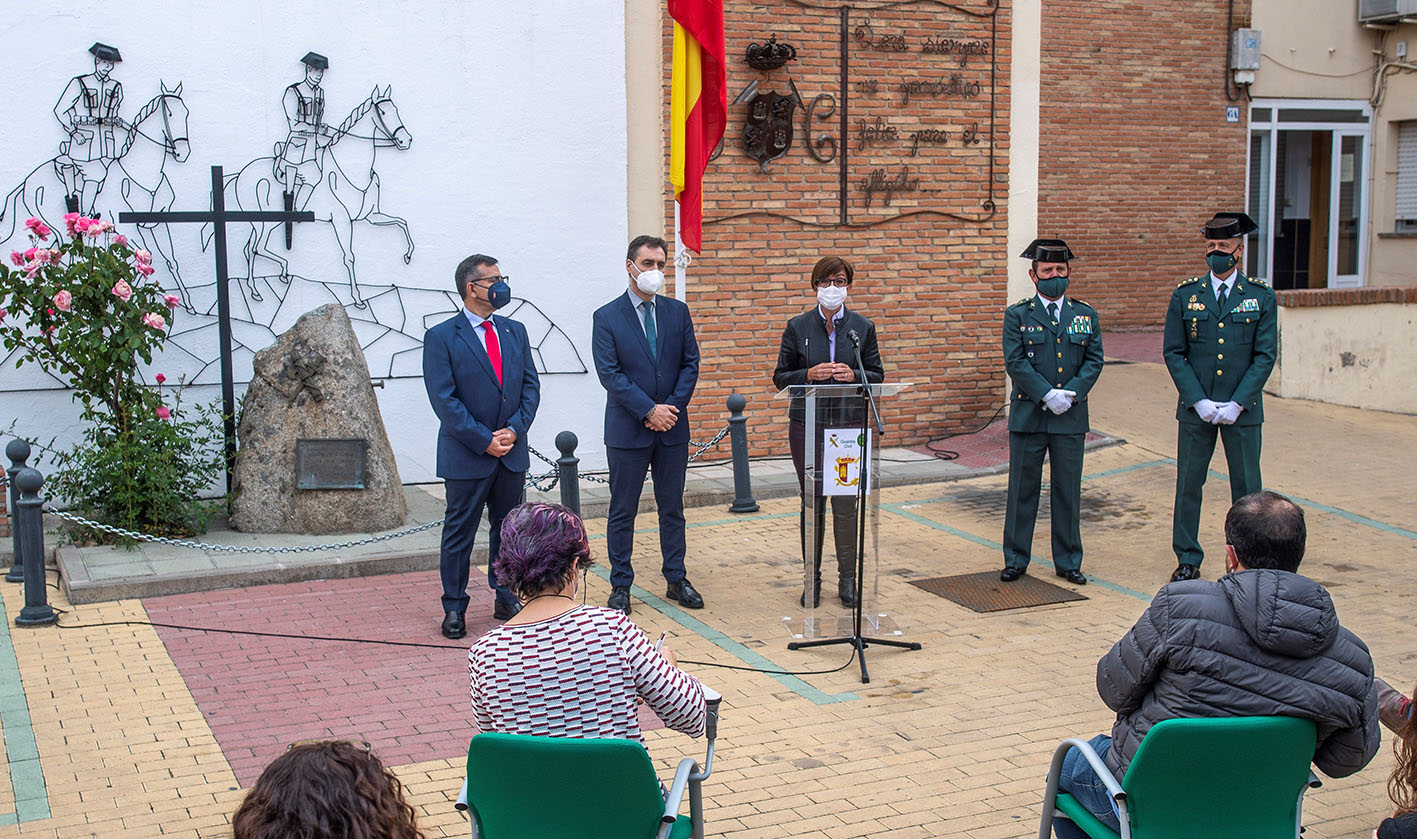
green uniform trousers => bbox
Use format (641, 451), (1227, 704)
(1003, 431), (1084, 573)
(1172, 421), (1263, 567)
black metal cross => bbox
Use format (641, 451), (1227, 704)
(120, 164), (314, 495)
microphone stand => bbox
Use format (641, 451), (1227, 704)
(788, 330), (920, 684)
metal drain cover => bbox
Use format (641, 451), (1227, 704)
(910, 571), (1087, 612)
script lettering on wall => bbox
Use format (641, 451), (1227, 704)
(708, 0), (1000, 228)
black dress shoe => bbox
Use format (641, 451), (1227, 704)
(1057, 569), (1087, 585)
(492, 598), (522, 621)
(1170, 564), (1201, 582)
(440, 610), (466, 639)
(665, 579), (704, 609)
(1000, 566), (1025, 582)
(607, 586), (632, 615)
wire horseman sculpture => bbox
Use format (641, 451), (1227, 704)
(213, 83), (414, 308)
(1, 78), (191, 291)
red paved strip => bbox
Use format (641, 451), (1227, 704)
(143, 570), (663, 786)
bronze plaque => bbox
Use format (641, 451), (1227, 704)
(295, 439), (368, 490)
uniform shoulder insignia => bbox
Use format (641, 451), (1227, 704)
(1070, 298), (1092, 309)
(1248, 277), (1270, 288)
(1177, 276), (1202, 288)
(1012, 297), (1031, 307)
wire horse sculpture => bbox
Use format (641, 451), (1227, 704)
(210, 86), (413, 308)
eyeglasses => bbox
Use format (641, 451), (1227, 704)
(817, 276), (850, 287)
(287, 738), (372, 753)
(474, 275), (510, 285)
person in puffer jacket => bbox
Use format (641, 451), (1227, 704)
(1052, 490), (1381, 839)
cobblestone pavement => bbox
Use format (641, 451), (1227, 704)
(1, 358), (1413, 838)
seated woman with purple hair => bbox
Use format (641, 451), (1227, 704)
(468, 502), (707, 746)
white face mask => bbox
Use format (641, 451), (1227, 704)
(817, 284), (848, 310)
(632, 265), (665, 296)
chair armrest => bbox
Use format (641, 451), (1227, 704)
(456, 776), (468, 811)
(1306, 770), (1322, 789)
(663, 757), (700, 821)
(1039, 738), (1127, 839)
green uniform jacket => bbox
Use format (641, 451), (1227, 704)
(1003, 296), (1104, 434)
(1162, 274), (1277, 426)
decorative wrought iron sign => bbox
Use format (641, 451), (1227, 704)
(710, 0), (1000, 228)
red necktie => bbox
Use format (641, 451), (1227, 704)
(482, 321), (502, 385)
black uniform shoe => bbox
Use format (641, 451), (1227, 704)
(441, 610), (466, 639)
(1056, 569), (1087, 585)
(608, 586), (632, 615)
(1170, 564), (1201, 582)
(1000, 566), (1025, 582)
(493, 598), (522, 621)
(665, 579), (705, 609)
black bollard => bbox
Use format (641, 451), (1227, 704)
(5, 438), (30, 583)
(14, 467), (56, 627)
(556, 431), (580, 518)
(726, 394), (759, 513)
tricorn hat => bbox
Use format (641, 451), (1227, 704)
(1202, 212), (1258, 239)
(300, 52), (329, 70)
(1020, 238), (1076, 263)
(88, 43), (122, 62)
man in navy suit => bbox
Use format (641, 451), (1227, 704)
(591, 235), (703, 615)
(422, 254), (540, 638)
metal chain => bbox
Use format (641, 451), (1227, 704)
(43, 506), (445, 553)
(8, 428), (730, 551)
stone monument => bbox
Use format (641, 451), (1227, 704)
(231, 304), (407, 533)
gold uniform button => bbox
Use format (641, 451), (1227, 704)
(1217, 354), (1224, 360)
(1219, 322), (1225, 328)
(1217, 370), (1223, 376)
(1218, 338), (1225, 344)
(1057, 367), (1064, 373)
(1057, 352), (1063, 358)
(1056, 338), (1061, 343)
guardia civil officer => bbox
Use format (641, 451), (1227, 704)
(1162, 212), (1277, 583)
(1000, 239), (1103, 585)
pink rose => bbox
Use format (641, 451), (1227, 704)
(134, 249), (153, 265)
(45, 325), (57, 334)
(73, 217), (92, 234)
(0, 308), (7, 322)
(62, 212), (81, 236)
(53, 289), (72, 311)
(9, 251), (22, 266)
(112, 279), (133, 302)
(112, 233), (128, 247)
(155, 373), (166, 384)
(154, 405), (171, 420)
(163, 294), (180, 309)
(48, 250), (62, 265)
(25, 218), (52, 240)
(83, 222), (106, 239)
(23, 247), (37, 261)
(23, 261), (42, 279)
(136, 262), (156, 276)
(141, 312), (166, 330)
(30, 248), (50, 263)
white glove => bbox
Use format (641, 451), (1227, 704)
(1193, 398), (1221, 423)
(1214, 401), (1243, 425)
(1043, 389), (1075, 415)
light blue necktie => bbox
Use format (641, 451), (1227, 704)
(642, 301), (657, 360)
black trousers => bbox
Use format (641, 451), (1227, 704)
(788, 419), (858, 582)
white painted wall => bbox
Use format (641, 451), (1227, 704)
(0, 0), (630, 484)
(1273, 303), (1417, 414)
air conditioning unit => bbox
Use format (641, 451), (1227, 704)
(1359, 0), (1417, 24)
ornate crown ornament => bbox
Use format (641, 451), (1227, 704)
(744, 35), (797, 71)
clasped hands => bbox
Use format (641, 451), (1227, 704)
(484, 427), (517, 457)
(1194, 398), (1243, 425)
(807, 362), (856, 383)
(1042, 388), (1077, 415)
(644, 404), (679, 432)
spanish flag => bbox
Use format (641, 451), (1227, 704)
(668, 0), (726, 254)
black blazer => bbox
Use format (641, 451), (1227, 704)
(772, 306), (885, 425)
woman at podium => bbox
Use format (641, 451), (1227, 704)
(771, 256), (885, 608)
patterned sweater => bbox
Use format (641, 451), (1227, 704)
(468, 606), (706, 743)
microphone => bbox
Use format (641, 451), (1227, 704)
(846, 329), (861, 347)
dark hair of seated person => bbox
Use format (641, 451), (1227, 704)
(1223, 490), (1306, 572)
(232, 740), (425, 839)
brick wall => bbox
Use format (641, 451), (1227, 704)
(1038, 0), (1251, 331)
(666, 2), (1012, 453)
(1276, 286), (1417, 307)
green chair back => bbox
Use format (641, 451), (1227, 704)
(1120, 716), (1317, 839)
(465, 733), (672, 839)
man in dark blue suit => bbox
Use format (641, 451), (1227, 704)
(422, 254), (540, 638)
(591, 235), (703, 615)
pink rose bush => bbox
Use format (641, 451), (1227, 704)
(112, 280), (133, 302)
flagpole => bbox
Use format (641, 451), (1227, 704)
(672, 199), (691, 301)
